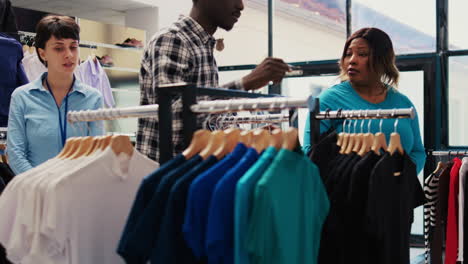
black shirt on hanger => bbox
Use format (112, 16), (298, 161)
(151, 155), (218, 264)
(366, 152), (425, 264)
(0, 163), (14, 185)
(309, 129), (339, 182)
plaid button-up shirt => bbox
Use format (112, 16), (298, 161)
(136, 15), (243, 162)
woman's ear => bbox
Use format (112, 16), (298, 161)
(38, 47), (46, 63)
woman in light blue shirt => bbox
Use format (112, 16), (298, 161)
(303, 28), (426, 173)
(7, 15), (104, 174)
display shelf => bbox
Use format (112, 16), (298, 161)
(102, 66), (139, 73)
(80, 40), (144, 52)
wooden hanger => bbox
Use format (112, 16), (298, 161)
(110, 135), (134, 156)
(99, 135), (113, 150)
(344, 133), (356, 154)
(182, 129), (211, 159)
(336, 119), (348, 147)
(68, 137), (94, 159)
(83, 136), (102, 156)
(57, 137), (79, 159)
(213, 128), (241, 159)
(358, 132), (374, 156)
(282, 127), (299, 151)
(239, 130), (253, 147)
(387, 132), (404, 155)
(199, 131), (226, 160)
(269, 128), (283, 150)
(251, 129), (270, 154)
(432, 161), (446, 174)
(371, 132), (387, 155)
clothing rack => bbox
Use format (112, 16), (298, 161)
(428, 150), (468, 156)
(220, 113), (289, 124)
(67, 105), (160, 123)
(18, 31), (98, 49)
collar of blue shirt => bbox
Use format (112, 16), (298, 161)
(29, 72), (89, 96)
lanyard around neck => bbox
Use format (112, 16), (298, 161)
(45, 75), (76, 147)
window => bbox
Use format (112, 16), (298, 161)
(352, 0), (436, 54)
(448, 56), (468, 146)
(273, 0), (346, 62)
(449, 0), (468, 50)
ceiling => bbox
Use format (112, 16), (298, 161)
(11, 0), (158, 25)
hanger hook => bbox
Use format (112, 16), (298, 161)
(378, 109), (384, 133)
(393, 109), (399, 133)
(359, 110), (364, 134)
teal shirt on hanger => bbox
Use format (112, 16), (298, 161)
(302, 81), (426, 174)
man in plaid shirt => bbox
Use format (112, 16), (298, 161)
(137, 0), (290, 162)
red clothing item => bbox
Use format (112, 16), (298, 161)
(445, 157), (462, 264)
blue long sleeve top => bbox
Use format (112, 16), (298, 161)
(7, 72), (104, 174)
(303, 81), (426, 173)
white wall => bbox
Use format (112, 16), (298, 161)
(125, 7), (159, 43)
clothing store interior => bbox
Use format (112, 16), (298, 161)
(0, 0), (467, 263)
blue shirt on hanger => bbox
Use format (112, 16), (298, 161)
(206, 147), (260, 264)
(0, 33), (28, 127)
(7, 72), (103, 174)
(234, 146), (277, 264)
(183, 143), (248, 259)
(117, 154), (186, 263)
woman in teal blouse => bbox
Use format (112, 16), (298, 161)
(7, 15), (104, 174)
(303, 28), (426, 173)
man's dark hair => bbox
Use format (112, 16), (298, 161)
(35, 15), (80, 66)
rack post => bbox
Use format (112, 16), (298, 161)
(158, 87), (175, 164)
(181, 85), (198, 149)
(308, 97), (320, 146)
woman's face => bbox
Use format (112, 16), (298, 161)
(342, 37), (378, 86)
(38, 36), (79, 74)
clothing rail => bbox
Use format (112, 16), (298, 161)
(191, 97), (309, 113)
(217, 113), (289, 124)
(67, 105), (159, 123)
(429, 150), (468, 156)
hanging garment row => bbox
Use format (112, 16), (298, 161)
(423, 151), (468, 264)
(116, 126), (328, 264)
(0, 135), (159, 264)
(308, 116), (425, 264)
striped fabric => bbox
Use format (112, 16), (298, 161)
(424, 171), (442, 264)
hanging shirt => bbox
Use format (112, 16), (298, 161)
(235, 147), (277, 264)
(42, 147), (158, 264)
(302, 81), (426, 174)
(184, 143), (247, 259)
(206, 148), (259, 264)
(458, 158), (468, 263)
(0, 163), (14, 185)
(346, 151), (381, 264)
(6, 72), (104, 174)
(366, 152), (425, 264)
(124, 154), (203, 263)
(117, 153), (186, 263)
(431, 163), (453, 264)
(0, 33), (28, 127)
(21, 52), (47, 82)
(152, 155), (219, 264)
(423, 170), (442, 264)
(309, 129), (339, 182)
(247, 149), (329, 264)
(75, 59), (115, 107)
(445, 157), (462, 264)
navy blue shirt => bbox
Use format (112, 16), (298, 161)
(152, 155), (219, 264)
(123, 154), (203, 263)
(117, 154), (186, 263)
(206, 148), (260, 264)
(0, 33), (28, 126)
(184, 143), (248, 259)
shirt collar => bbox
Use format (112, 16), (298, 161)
(178, 15), (216, 46)
(30, 72), (87, 95)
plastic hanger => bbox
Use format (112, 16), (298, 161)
(387, 111), (404, 155)
(251, 129), (270, 154)
(371, 110), (388, 155)
(199, 131), (226, 160)
(269, 128), (283, 150)
(110, 135), (134, 156)
(282, 127), (299, 151)
(182, 129), (211, 159)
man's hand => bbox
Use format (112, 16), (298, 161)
(242, 57), (291, 91)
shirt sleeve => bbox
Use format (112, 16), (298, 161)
(98, 62), (115, 107)
(87, 95), (104, 136)
(409, 108), (426, 174)
(7, 92), (33, 174)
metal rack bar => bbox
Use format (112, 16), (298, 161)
(191, 97), (310, 113)
(429, 150), (468, 156)
(67, 105), (159, 123)
(314, 107), (415, 120)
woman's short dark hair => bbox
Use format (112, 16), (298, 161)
(339, 27), (399, 87)
(35, 15), (80, 66)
